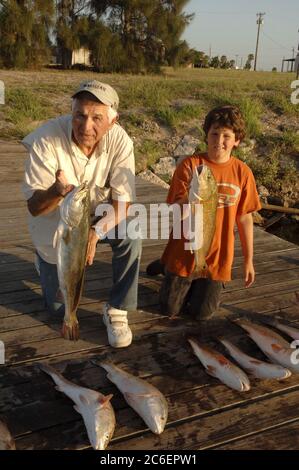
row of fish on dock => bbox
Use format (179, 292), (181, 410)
(1, 316), (298, 450)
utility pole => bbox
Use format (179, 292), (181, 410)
(240, 57), (243, 69)
(254, 12), (265, 71)
(235, 54), (239, 68)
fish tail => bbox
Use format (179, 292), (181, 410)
(39, 363), (65, 383)
(61, 317), (79, 341)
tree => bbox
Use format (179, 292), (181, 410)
(244, 53), (254, 70)
(56, 0), (90, 69)
(90, 0), (194, 72)
(210, 56), (220, 68)
(193, 50), (209, 68)
(0, 0), (54, 69)
(220, 55), (229, 69)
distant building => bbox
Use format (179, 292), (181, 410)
(54, 46), (91, 68)
(71, 48), (91, 67)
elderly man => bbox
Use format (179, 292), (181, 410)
(22, 80), (141, 348)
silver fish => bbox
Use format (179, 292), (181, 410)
(188, 165), (218, 278)
(234, 318), (299, 373)
(188, 338), (251, 391)
(272, 320), (299, 341)
(40, 364), (115, 450)
(0, 420), (16, 450)
(56, 182), (90, 340)
(100, 362), (168, 434)
(220, 338), (292, 380)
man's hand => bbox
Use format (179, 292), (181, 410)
(86, 228), (100, 266)
(54, 170), (74, 197)
(244, 259), (255, 288)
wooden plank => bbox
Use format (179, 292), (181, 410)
(214, 420), (299, 449)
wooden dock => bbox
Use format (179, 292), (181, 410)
(0, 140), (299, 450)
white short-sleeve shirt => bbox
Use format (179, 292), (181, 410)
(22, 115), (135, 264)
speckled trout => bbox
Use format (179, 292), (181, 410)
(40, 364), (115, 450)
(188, 338), (251, 391)
(188, 165), (218, 278)
(100, 362), (168, 434)
(55, 182), (90, 340)
(0, 421), (15, 450)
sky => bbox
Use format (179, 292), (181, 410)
(182, 0), (299, 71)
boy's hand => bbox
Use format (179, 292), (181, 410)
(86, 228), (100, 266)
(244, 260), (255, 288)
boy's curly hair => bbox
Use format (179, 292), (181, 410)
(203, 105), (246, 142)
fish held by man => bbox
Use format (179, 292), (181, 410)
(188, 338), (251, 391)
(40, 363), (115, 450)
(188, 165), (218, 279)
(234, 318), (299, 373)
(0, 420), (16, 450)
(220, 338), (292, 380)
(55, 182), (90, 341)
(100, 362), (168, 435)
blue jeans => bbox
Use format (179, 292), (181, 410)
(36, 234), (142, 314)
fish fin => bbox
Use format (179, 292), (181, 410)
(271, 343), (284, 353)
(79, 394), (89, 406)
(206, 365), (217, 377)
(53, 222), (64, 248)
(71, 269), (86, 314)
(99, 394), (113, 406)
(249, 359), (262, 365)
(73, 405), (80, 414)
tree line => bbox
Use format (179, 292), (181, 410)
(0, 0), (194, 71)
(0, 1), (255, 72)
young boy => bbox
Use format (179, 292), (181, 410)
(147, 105), (261, 320)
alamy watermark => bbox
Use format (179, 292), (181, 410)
(0, 340), (4, 364)
(0, 80), (4, 105)
(95, 202), (204, 251)
(290, 340), (299, 366)
(291, 80), (299, 105)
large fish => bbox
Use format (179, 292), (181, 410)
(220, 338), (292, 380)
(0, 420), (16, 450)
(55, 182), (90, 340)
(234, 319), (299, 373)
(100, 362), (168, 434)
(187, 165), (218, 278)
(188, 338), (250, 391)
(40, 364), (115, 450)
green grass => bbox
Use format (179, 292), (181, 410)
(263, 92), (299, 116)
(6, 87), (50, 138)
(135, 139), (164, 173)
(155, 104), (202, 128)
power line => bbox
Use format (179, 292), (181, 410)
(261, 30), (292, 51)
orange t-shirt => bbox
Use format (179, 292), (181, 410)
(161, 154), (262, 282)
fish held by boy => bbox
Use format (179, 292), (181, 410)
(40, 363), (116, 450)
(0, 420), (16, 450)
(187, 165), (218, 279)
(188, 338), (251, 391)
(220, 338), (291, 380)
(234, 318), (299, 373)
(55, 182), (90, 341)
(100, 362), (168, 434)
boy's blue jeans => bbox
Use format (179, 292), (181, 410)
(36, 235), (142, 315)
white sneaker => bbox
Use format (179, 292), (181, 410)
(102, 304), (132, 348)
